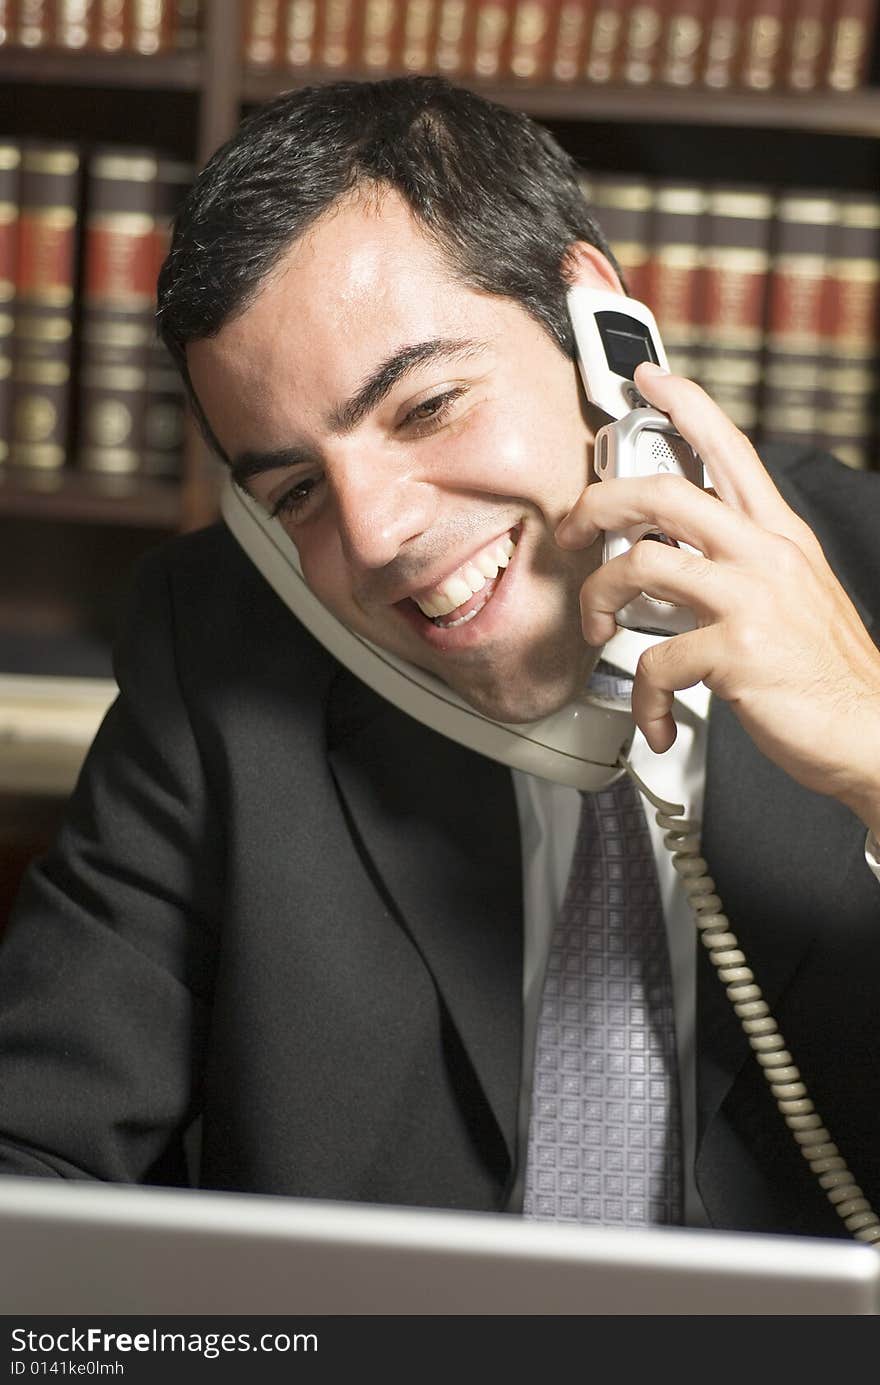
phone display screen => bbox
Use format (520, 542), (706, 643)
(596, 310), (659, 379)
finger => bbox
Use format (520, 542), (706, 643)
(632, 363), (805, 540)
(632, 627), (719, 753)
(579, 540), (728, 645)
(558, 469), (755, 563)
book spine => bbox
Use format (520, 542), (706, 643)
(362, 0), (404, 71)
(94, 0), (129, 51)
(507, 0), (559, 80)
(16, 0), (54, 46)
(131, 0), (174, 52)
(0, 143), (20, 466)
(740, 0), (787, 88)
(317, 0), (361, 68)
(10, 143), (81, 472)
(783, 0), (829, 89)
(584, 0), (627, 80)
(433, 0), (473, 76)
(816, 195), (880, 468)
(54, 1), (97, 48)
(621, 0), (666, 85)
(660, 0), (707, 85)
(0, 1), (13, 46)
(77, 148), (158, 477)
(172, 0), (203, 48)
(589, 172), (654, 304)
(469, 0), (512, 77)
(825, 0), (878, 88)
(282, 0), (318, 65)
(142, 156), (193, 479)
(401, 0), (438, 70)
(644, 181), (707, 380)
(702, 0), (744, 86)
(759, 190), (837, 452)
(700, 184), (774, 436)
(243, 0), (283, 64)
(549, 0), (592, 79)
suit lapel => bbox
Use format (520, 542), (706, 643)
(326, 668), (524, 1170)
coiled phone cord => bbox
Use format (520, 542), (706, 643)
(622, 757), (880, 1247)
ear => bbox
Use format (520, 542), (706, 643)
(562, 241), (624, 294)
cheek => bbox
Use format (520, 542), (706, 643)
(438, 397), (586, 506)
(296, 527), (355, 621)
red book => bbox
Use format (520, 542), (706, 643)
(590, 172), (654, 304)
(400, 0), (438, 72)
(660, 0), (708, 85)
(701, 184), (774, 436)
(54, 1), (97, 49)
(620, 0), (665, 85)
(702, 0), (745, 86)
(816, 194), (880, 468)
(583, 0), (627, 82)
(243, 0), (283, 65)
(826, 0), (878, 87)
(549, 0), (592, 79)
(77, 147), (158, 477)
(432, 0), (475, 76)
(281, 0), (318, 66)
(15, 0), (54, 46)
(0, 142), (20, 466)
(317, 0), (362, 68)
(361, 0), (406, 71)
(782, 0), (830, 89)
(740, 0), (787, 88)
(759, 189), (837, 452)
(131, 0), (175, 53)
(644, 180), (707, 381)
(468, 0), (512, 77)
(507, 0), (559, 80)
(9, 142), (81, 472)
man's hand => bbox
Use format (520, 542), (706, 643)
(556, 362), (880, 837)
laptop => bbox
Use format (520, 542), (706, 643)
(0, 1176), (877, 1315)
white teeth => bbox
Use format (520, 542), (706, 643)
(413, 529), (518, 620)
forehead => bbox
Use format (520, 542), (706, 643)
(186, 191), (507, 435)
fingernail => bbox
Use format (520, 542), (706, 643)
(636, 362), (669, 378)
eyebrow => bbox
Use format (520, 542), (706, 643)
(229, 336), (488, 490)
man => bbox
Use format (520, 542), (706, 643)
(0, 77), (878, 1240)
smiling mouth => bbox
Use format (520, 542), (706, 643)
(409, 527), (520, 629)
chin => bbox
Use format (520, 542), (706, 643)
(451, 670), (588, 726)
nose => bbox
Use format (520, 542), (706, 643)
(329, 445), (437, 573)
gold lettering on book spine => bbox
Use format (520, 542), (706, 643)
(286, 0), (317, 65)
(247, 0), (280, 64)
(323, 0), (352, 66)
(744, 15), (782, 88)
(510, 3), (549, 79)
(436, 0), (467, 71)
(58, 0), (92, 49)
(663, 14), (702, 84)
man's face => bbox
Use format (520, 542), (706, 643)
(188, 191), (616, 722)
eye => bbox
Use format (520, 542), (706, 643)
(270, 475), (322, 522)
(401, 386), (467, 434)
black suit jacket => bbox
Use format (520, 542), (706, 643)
(0, 444), (878, 1239)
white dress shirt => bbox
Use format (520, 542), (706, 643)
(511, 628), (880, 1226)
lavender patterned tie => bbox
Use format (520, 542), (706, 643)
(523, 770), (684, 1226)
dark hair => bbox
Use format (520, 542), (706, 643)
(157, 75), (620, 459)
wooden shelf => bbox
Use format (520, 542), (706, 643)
(0, 467), (182, 529)
(242, 67), (880, 137)
(0, 46), (203, 91)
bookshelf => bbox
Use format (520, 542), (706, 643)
(1, 0), (880, 915)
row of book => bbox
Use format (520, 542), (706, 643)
(243, 0), (879, 94)
(0, 139), (193, 480)
(0, 1), (202, 53)
(2, 136), (877, 484)
(583, 171), (880, 468)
